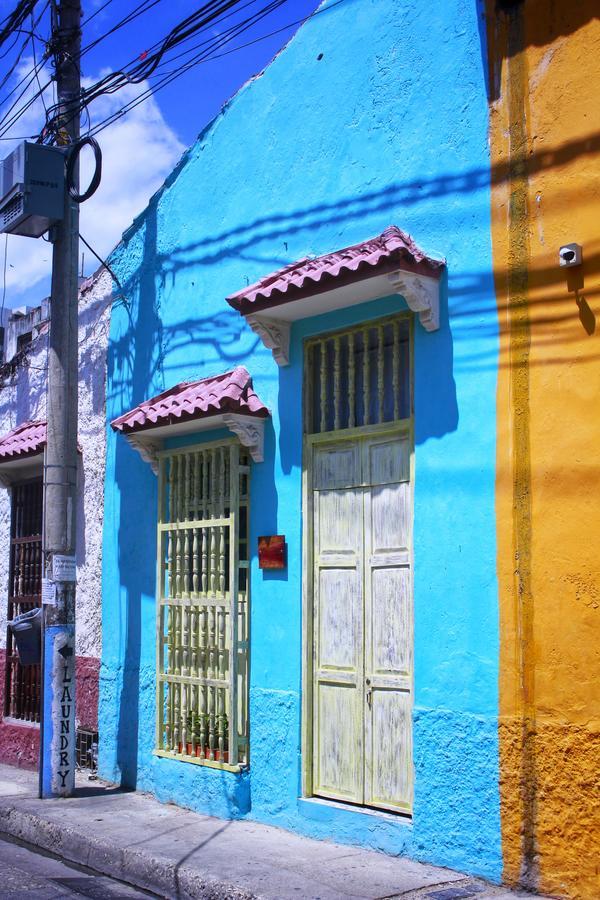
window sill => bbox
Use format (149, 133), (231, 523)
(153, 749), (246, 774)
(2, 716), (40, 729)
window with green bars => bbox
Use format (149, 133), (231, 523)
(155, 440), (250, 769)
(305, 315), (411, 435)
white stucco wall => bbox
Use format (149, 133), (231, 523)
(0, 268), (112, 660)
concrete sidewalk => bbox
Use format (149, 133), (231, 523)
(0, 764), (542, 900)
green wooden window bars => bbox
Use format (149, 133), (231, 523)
(155, 440), (250, 770)
(305, 315), (410, 435)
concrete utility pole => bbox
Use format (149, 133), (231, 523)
(39, 0), (81, 799)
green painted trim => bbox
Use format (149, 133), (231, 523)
(301, 311), (415, 810)
(153, 749), (243, 773)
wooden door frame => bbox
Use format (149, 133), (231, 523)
(301, 418), (414, 802)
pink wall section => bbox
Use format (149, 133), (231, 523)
(0, 649), (99, 770)
(76, 655), (100, 731)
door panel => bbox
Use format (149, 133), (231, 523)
(311, 432), (413, 813)
(364, 434), (413, 812)
(367, 435), (409, 485)
(313, 442), (363, 804)
(368, 688), (412, 813)
(316, 683), (363, 801)
(313, 442), (361, 490)
(318, 568), (361, 670)
(371, 566), (411, 675)
(371, 482), (411, 559)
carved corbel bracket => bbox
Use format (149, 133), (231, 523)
(388, 271), (440, 332)
(222, 413), (265, 463)
(0, 472), (12, 489)
(246, 314), (290, 367)
(125, 434), (161, 475)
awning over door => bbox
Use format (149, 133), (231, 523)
(111, 366), (270, 469)
(226, 226), (445, 366)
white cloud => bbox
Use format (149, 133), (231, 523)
(0, 60), (185, 305)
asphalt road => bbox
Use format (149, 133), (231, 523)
(0, 833), (160, 898)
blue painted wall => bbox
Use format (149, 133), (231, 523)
(100, 0), (501, 880)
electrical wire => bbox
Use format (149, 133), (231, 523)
(30, 9), (49, 119)
(0, 2), (52, 140)
(87, 0), (342, 139)
(81, 0), (116, 28)
(80, 0), (164, 57)
(0, 1), (39, 54)
(0, 66), (52, 138)
(0, 233), (9, 326)
(150, 0), (287, 73)
(0, 0), (50, 101)
(78, 231), (126, 300)
(0, 0), (343, 145)
(67, 136), (102, 201)
(87, 1), (291, 135)
(51, 0), (290, 135)
(2, 0), (286, 138)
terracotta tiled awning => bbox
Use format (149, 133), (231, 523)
(226, 226), (444, 366)
(0, 420), (46, 461)
(226, 226), (444, 314)
(111, 367), (268, 434)
(112, 367), (269, 467)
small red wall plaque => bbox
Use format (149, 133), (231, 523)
(258, 535), (286, 569)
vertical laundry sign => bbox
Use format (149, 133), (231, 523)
(48, 626), (76, 795)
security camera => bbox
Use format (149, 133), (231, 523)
(559, 243), (582, 267)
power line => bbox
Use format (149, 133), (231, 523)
(88, 0), (343, 139)
(0, 0), (247, 138)
(80, 0), (164, 57)
(60, 0), (290, 133)
(79, 231), (126, 300)
(0, 233), (9, 326)
(88, 0), (291, 135)
(0, 0), (50, 100)
(30, 8), (49, 118)
(81, 0), (116, 28)
(0, 1), (39, 54)
(0, 0), (343, 145)
(0, 65), (52, 138)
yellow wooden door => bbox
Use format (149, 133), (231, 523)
(311, 431), (413, 812)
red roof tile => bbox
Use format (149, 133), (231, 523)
(111, 366), (269, 435)
(226, 226), (444, 315)
(0, 420), (46, 461)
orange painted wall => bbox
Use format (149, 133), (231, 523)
(486, 4), (600, 898)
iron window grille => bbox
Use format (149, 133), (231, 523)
(4, 479), (43, 723)
(155, 440), (250, 770)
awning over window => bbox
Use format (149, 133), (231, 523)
(0, 420), (46, 460)
(226, 226), (444, 366)
(0, 420), (46, 486)
(111, 366), (270, 469)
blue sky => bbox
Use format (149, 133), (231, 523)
(81, 0), (322, 148)
(0, 0), (322, 308)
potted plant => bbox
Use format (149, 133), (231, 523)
(179, 712), (203, 756)
(214, 712), (229, 763)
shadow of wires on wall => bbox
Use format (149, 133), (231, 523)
(105, 98), (600, 785)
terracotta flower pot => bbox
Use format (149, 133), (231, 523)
(177, 743), (228, 762)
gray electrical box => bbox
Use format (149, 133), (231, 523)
(0, 142), (65, 238)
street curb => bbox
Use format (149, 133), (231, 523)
(0, 801), (256, 900)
